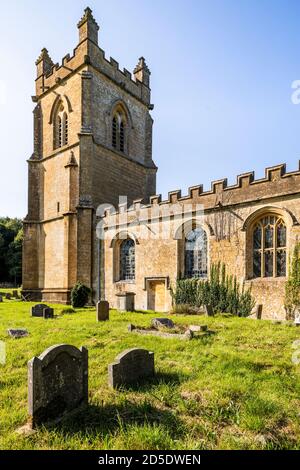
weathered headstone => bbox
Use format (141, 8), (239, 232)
(8, 329), (29, 339)
(5, 293), (11, 300)
(43, 307), (54, 319)
(28, 344), (88, 428)
(116, 292), (135, 312)
(96, 300), (109, 321)
(205, 304), (214, 316)
(151, 318), (174, 329)
(0, 295), (3, 302)
(294, 313), (300, 327)
(31, 304), (49, 318)
(12, 290), (19, 298)
(108, 348), (154, 389)
(127, 323), (136, 332)
(256, 304), (263, 320)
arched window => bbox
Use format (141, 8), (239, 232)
(53, 103), (69, 149)
(111, 110), (126, 153)
(120, 239), (135, 281)
(252, 215), (287, 278)
(184, 228), (208, 278)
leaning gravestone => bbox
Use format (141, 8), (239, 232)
(31, 304), (49, 318)
(151, 318), (174, 329)
(96, 300), (109, 321)
(108, 348), (154, 389)
(43, 307), (54, 319)
(256, 304), (263, 320)
(28, 344), (88, 428)
(205, 304), (214, 316)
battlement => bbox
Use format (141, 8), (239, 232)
(103, 161), (300, 219)
(34, 8), (151, 106)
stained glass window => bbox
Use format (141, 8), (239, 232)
(120, 239), (135, 281)
(252, 215), (286, 278)
(185, 228), (208, 278)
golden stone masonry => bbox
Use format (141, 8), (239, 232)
(22, 8), (300, 319)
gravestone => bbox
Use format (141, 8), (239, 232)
(108, 348), (154, 389)
(205, 304), (214, 316)
(43, 307), (54, 319)
(5, 293), (11, 300)
(151, 318), (174, 329)
(8, 329), (29, 339)
(31, 304), (49, 318)
(116, 292), (135, 312)
(0, 295), (3, 302)
(294, 313), (300, 327)
(256, 304), (263, 320)
(96, 300), (109, 321)
(28, 344), (88, 428)
(12, 290), (19, 298)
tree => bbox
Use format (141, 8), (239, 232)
(0, 218), (23, 286)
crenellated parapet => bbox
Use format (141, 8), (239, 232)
(106, 162), (300, 219)
(34, 7), (152, 106)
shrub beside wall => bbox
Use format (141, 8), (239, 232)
(172, 262), (255, 317)
(71, 282), (91, 308)
(285, 243), (300, 321)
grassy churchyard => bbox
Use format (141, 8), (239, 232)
(0, 297), (300, 450)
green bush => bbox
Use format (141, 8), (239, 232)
(285, 243), (300, 321)
(171, 262), (255, 317)
(71, 282), (91, 308)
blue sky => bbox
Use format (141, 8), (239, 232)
(1, 0), (300, 217)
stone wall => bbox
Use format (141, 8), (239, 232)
(103, 164), (300, 319)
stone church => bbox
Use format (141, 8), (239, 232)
(23, 8), (300, 319)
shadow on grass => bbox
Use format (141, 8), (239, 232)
(42, 400), (184, 440)
(115, 370), (187, 392)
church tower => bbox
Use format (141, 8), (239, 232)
(22, 8), (157, 303)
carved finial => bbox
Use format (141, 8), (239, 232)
(77, 7), (99, 29)
(35, 48), (54, 77)
(35, 48), (53, 66)
(134, 57), (151, 87)
(77, 7), (99, 44)
(65, 151), (78, 168)
(134, 57), (150, 74)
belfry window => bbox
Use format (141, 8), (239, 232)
(54, 104), (69, 149)
(112, 111), (126, 153)
(120, 239), (135, 281)
(184, 228), (208, 279)
(252, 215), (287, 278)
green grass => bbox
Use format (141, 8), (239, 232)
(0, 299), (300, 450)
